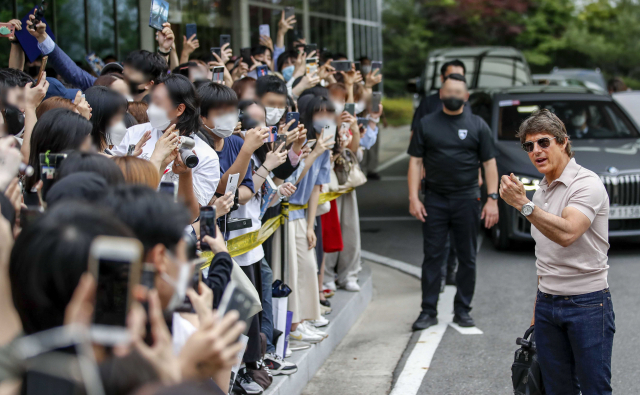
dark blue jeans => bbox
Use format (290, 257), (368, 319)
(260, 258), (276, 353)
(535, 289), (615, 395)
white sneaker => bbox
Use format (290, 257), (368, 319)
(303, 321), (328, 339)
(285, 347), (292, 358)
(342, 280), (360, 292)
(290, 326), (323, 344)
(288, 339), (311, 351)
(324, 281), (337, 292)
(309, 316), (330, 328)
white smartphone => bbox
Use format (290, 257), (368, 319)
(88, 236), (143, 344)
(259, 24), (270, 38)
(225, 173), (240, 196)
(322, 124), (337, 146)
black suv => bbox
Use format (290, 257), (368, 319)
(470, 86), (640, 249)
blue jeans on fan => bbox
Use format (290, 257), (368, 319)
(260, 258), (276, 353)
(535, 288), (615, 395)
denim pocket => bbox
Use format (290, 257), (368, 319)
(570, 292), (603, 308)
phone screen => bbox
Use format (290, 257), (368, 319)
(159, 181), (176, 200)
(218, 281), (254, 326)
(200, 206), (216, 250)
(256, 65), (269, 77)
(304, 44), (317, 56)
(212, 66), (224, 83)
(94, 258), (131, 326)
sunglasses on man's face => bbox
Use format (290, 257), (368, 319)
(522, 137), (552, 153)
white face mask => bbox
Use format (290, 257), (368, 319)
(147, 103), (172, 130)
(332, 100), (345, 114)
(355, 100), (366, 115)
(206, 112), (238, 138)
(361, 65), (372, 76)
(107, 121), (128, 146)
(161, 259), (191, 313)
(572, 113), (586, 127)
(265, 107), (285, 126)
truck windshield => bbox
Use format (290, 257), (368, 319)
(498, 100), (639, 140)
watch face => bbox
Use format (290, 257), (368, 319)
(522, 204), (534, 216)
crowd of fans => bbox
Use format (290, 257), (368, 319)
(0, 10), (382, 395)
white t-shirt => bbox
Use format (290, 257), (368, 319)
(172, 312), (197, 355)
(228, 154), (264, 266)
(113, 123), (220, 205)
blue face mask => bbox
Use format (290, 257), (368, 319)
(282, 65), (295, 82)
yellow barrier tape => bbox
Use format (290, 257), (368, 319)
(200, 189), (353, 267)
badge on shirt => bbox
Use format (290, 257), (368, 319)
(458, 129), (468, 140)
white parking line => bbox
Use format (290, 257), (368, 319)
(361, 250), (421, 278)
(376, 152), (409, 172)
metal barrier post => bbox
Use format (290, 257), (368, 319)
(281, 197), (289, 284)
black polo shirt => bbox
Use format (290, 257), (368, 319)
(407, 110), (496, 198)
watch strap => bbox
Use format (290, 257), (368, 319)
(487, 193), (499, 200)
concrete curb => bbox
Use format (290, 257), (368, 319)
(264, 263), (373, 395)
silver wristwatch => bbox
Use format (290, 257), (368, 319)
(521, 201), (535, 217)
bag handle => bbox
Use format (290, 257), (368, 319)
(516, 325), (535, 348)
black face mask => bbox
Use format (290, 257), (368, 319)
(128, 80), (146, 95)
(442, 97), (465, 112)
(4, 104), (25, 135)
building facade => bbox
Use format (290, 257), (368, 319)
(4, 0), (382, 65)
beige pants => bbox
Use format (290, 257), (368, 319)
(325, 190), (362, 285)
(271, 217), (321, 323)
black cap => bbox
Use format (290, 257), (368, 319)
(100, 62), (124, 76)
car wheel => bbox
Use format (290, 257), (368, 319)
(491, 201), (511, 250)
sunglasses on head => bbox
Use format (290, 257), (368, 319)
(522, 137), (552, 153)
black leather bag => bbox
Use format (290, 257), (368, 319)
(511, 326), (545, 395)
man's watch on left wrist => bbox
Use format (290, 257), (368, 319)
(158, 48), (171, 56)
(487, 193), (499, 200)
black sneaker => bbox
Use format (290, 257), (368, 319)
(412, 312), (438, 331)
(264, 352), (298, 375)
(453, 311), (475, 327)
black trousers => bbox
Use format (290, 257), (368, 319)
(421, 191), (480, 316)
(240, 261), (262, 363)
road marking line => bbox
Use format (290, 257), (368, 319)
(361, 250), (421, 279)
(449, 323), (484, 335)
(360, 216), (416, 222)
(376, 152), (409, 172)
(379, 175), (408, 181)
(389, 286), (455, 395)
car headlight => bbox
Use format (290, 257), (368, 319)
(516, 175), (541, 191)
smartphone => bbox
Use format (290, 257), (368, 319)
(345, 103), (356, 116)
(35, 56), (48, 85)
(185, 23), (197, 40)
(284, 7), (295, 19)
(88, 236), (143, 328)
(286, 112), (299, 130)
(210, 47), (221, 59)
(240, 111), (259, 130)
(295, 44), (305, 54)
(306, 57), (318, 76)
(0, 23), (16, 39)
(371, 61), (382, 71)
(357, 117), (368, 127)
(259, 24), (270, 38)
(331, 60), (352, 72)
(241, 47), (252, 65)
(371, 92), (382, 112)
(211, 66), (225, 84)
(32, 1), (46, 28)
(304, 44), (317, 56)
(264, 126), (277, 143)
(199, 206), (216, 251)
(85, 52), (105, 75)
(217, 280), (255, 327)
(39, 152), (67, 200)
(322, 124), (337, 144)
(220, 34), (231, 48)
(256, 65), (269, 77)
(20, 206), (43, 230)
(159, 181), (177, 202)
(127, 144), (136, 156)
(274, 134), (287, 152)
(149, 0), (169, 30)
(354, 61), (361, 72)
(302, 139), (316, 149)
(225, 173), (240, 196)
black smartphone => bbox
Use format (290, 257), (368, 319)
(241, 47), (252, 65)
(159, 181), (177, 201)
(345, 103), (356, 116)
(39, 152), (67, 200)
(217, 280), (255, 327)
(210, 47), (221, 59)
(274, 134), (287, 152)
(371, 92), (382, 112)
(220, 34), (231, 48)
(304, 44), (317, 56)
(286, 112), (299, 130)
(20, 206), (43, 230)
(371, 61), (382, 71)
(185, 23), (197, 40)
(354, 61), (361, 72)
(357, 117), (368, 127)
(200, 206), (216, 251)
(331, 60), (352, 72)
(32, 1), (46, 28)
(284, 6), (295, 19)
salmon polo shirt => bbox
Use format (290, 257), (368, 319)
(531, 158), (610, 295)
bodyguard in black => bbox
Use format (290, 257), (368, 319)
(407, 74), (499, 330)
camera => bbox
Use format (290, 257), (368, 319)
(178, 136), (199, 168)
(32, 1), (46, 28)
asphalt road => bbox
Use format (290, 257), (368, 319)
(358, 151), (640, 393)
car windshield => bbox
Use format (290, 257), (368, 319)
(498, 100), (639, 140)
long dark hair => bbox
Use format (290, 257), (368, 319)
(84, 85), (128, 149)
(157, 74), (201, 136)
(26, 109), (92, 189)
(302, 95), (335, 141)
(238, 99), (269, 165)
